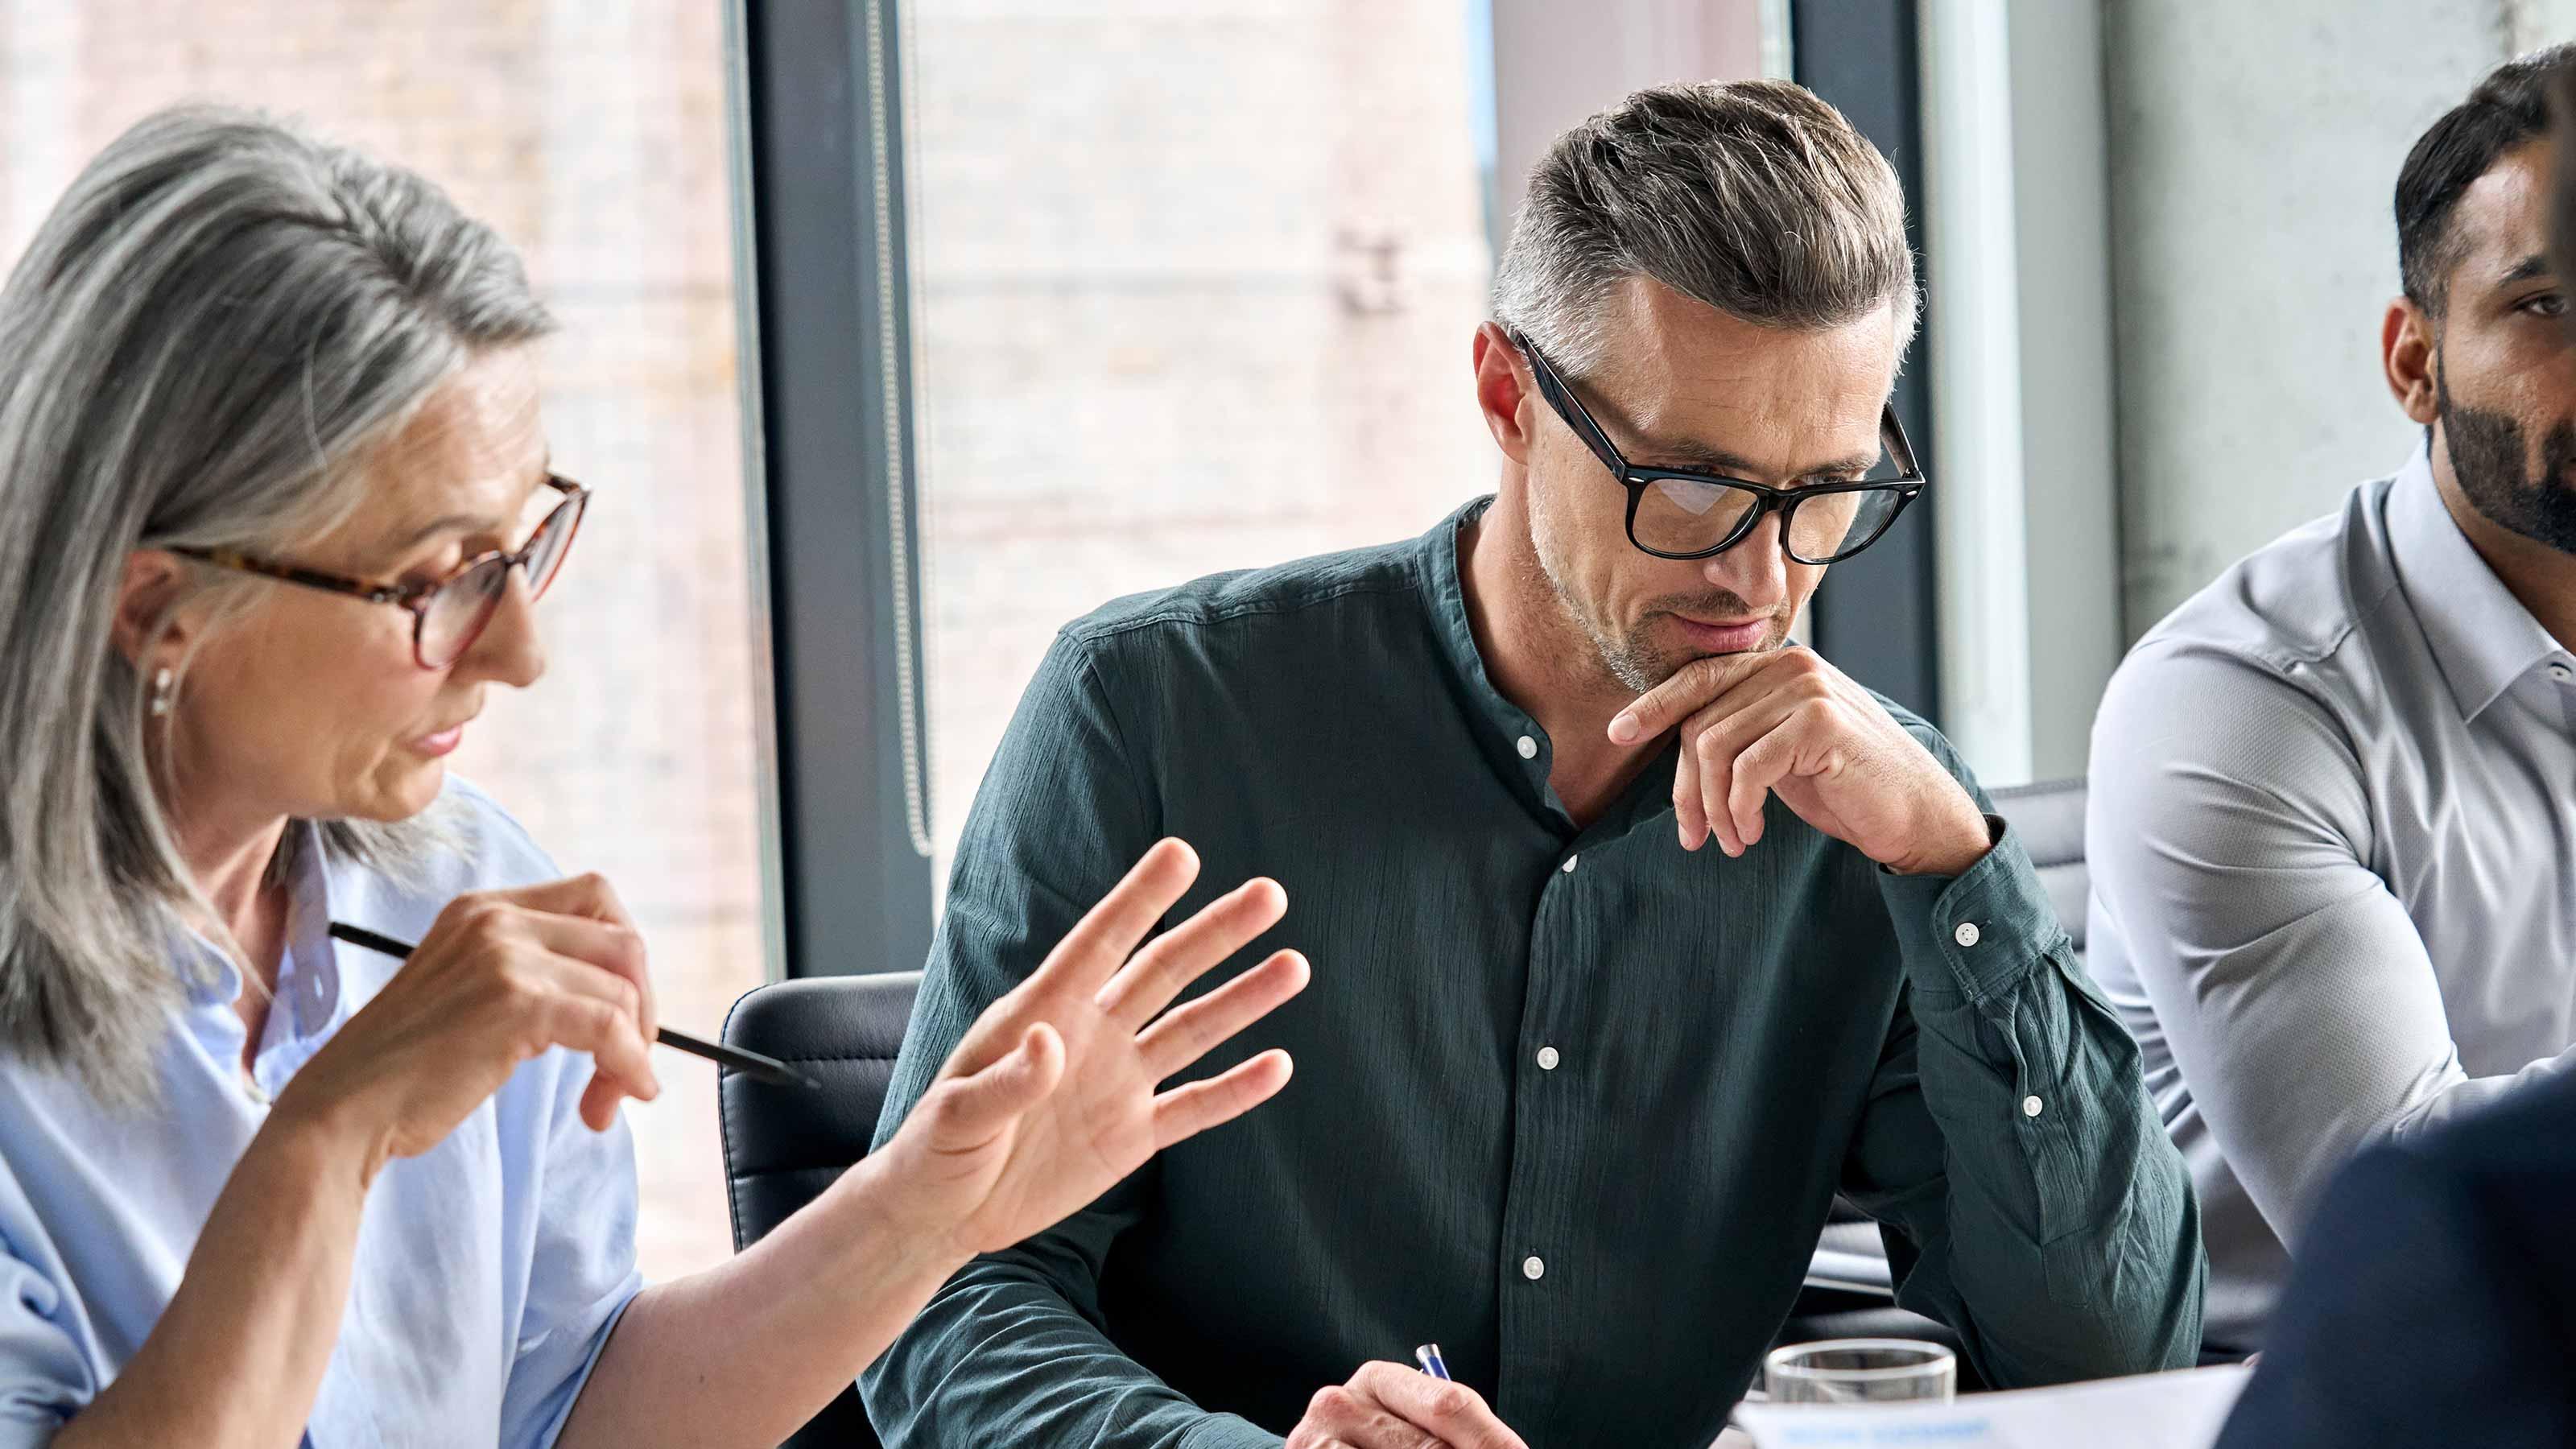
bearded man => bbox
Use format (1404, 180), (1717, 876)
(2089, 42), (2576, 1359)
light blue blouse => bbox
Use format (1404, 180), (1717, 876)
(0, 778), (641, 1447)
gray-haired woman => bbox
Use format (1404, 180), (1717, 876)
(0, 106), (1308, 1448)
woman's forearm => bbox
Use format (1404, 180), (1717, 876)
(556, 1153), (971, 1449)
(56, 1114), (369, 1449)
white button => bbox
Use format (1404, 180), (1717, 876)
(1515, 735), (1538, 760)
(1537, 1046), (1561, 1071)
(1521, 1255), (1546, 1281)
(2551, 663), (2572, 683)
(1953, 922), (1981, 948)
(1560, 855), (1578, 874)
(2022, 1095), (2045, 1118)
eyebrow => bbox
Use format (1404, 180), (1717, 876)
(373, 458), (556, 560)
(1629, 431), (1881, 482)
(379, 510), (506, 559)
(2497, 253), (2554, 287)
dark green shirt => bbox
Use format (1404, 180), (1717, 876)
(865, 502), (2203, 1449)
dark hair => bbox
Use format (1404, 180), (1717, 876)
(2397, 44), (2576, 314)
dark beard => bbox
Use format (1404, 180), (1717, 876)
(2438, 358), (2576, 555)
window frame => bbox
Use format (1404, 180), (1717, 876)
(727, 0), (935, 980)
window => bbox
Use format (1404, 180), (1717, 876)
(904, 0), (1501, 887)
(0, 2), (765, 1283)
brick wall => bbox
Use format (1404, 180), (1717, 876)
(910, 0), (1496, 886)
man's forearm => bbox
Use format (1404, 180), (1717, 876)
(1879, 831), (2206, 1382)
(1906, 968), (2204, 1378)
(860, 1252), (1279, 1449)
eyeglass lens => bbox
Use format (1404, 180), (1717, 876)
(1632, 477), (1907, 562)
(416, 494), (583, 667)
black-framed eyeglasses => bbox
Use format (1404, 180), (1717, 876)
(1512, 332), (1926, 565)
(171, 474), (588, 671)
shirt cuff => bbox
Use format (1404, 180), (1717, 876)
(1875, 815), (2065, 1004)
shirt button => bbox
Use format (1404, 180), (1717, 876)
(1515, 734), (1538, 760)
(1559, 855), (1578, 874)
(1953, 922), (1981, 948)
(2552, 663), (2573, 683)
(2022, 1095), (2045, 1118)
(1537, 1046), (1561, 1071)
(1521, 1255), (1546, 1281)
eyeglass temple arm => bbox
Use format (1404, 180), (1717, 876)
(1880, 403), (1923, 482)
(1511, 334), (1630, 472)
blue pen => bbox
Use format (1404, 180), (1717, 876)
(1414, 1344), (1452, 1381)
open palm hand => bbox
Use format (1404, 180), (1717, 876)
(873, 840), (1307, 1259)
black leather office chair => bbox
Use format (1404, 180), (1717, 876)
(720, 972), (923, 1449)
(1773, 778), (2091, 1367)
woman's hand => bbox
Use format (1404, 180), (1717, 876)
(868, 839), (1308, 1260)
(273, 874), (661, 1182)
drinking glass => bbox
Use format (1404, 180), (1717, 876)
(1762, 1338), (1957, 1405)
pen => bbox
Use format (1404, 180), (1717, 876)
(1414, 1344), (1452, 1381)
(327, 921), (822, 1090)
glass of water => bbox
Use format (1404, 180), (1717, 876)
(1763, 1339), (1956, 1405)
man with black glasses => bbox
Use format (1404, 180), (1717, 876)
(867, 80), (2202, 1449)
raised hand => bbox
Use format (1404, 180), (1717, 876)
(869, 839), (1308, 1259)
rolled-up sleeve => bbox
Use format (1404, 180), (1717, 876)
(499, 1055), (644, 1449)
(2087, 643), (2576, 1246)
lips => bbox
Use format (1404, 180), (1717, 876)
(1668, 615), (1772, 654)
(412, 716), (473, 758)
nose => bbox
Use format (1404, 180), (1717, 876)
(453, 567), (547, 688)
(1702, 508), (1792, 611)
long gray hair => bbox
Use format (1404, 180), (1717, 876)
(0, 105), (553, 1101)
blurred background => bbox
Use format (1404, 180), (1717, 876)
(1, 0), (2565, 1284)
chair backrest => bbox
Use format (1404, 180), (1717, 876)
(719, 972), (923, 1449)
(1990, 778), (2087, 958)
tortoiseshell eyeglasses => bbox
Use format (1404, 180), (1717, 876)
(171, 474), (588, 670)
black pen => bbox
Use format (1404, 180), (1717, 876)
(327, 921), (821, 1090)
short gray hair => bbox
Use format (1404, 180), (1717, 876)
(0, 105), (551, 1101)
(1492, 79), (1918, 378)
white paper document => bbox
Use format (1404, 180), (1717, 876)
(1731, 1364), (2252, 1449)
